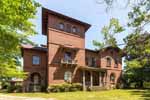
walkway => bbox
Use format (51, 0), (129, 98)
(0, 95), (56, 100)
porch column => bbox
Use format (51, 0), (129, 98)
(90, 71), (93, 87)
(99, 72), (102, 87)
(105, 72), (107, 87)
(83, 70), (86, 91)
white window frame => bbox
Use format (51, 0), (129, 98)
(64, 71), (72, 82)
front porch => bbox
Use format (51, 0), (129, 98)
(80, 67), (107, 91)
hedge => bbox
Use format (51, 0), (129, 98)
(47, 83), (82, 92)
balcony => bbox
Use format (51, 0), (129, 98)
(61, 59), (77, 66)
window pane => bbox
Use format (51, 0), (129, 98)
(64, 71), (72, 82)
(32, 56), (40, 65)
(59, 23), (64, 30)
(106, 57), (111, 67)
(72, 27), (77, 33)
(64, 52), (72, 61)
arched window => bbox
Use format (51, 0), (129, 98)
(64, 71), (72, 82)
(106, 57), (111, 67)
(31, 73), (41, 85)
(110, 73), (115, 82)
(58, 23), (65, 30)
(72, 26), (77, 33)
(114, 58), (118, 68)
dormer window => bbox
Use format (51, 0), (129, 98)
(72, 26), (77, 33)
(58, 23), (65, 30)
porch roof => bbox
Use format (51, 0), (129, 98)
(79, 66), (106, 72)
(59, 44), (80, 50)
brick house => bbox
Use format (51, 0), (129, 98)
(21, 8), (123, 92)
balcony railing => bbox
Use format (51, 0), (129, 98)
(61, 59), (77, 65)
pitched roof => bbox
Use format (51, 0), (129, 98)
(21, 44), (47, 52)
(42, 7), (91, 35)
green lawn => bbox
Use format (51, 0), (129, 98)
(1, 89), (150, 100)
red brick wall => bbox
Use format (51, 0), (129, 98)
(85, 50), (99, 67)
(47, 14), (86, 85)
(48, 14), (86, 36)
(100, 49), (122, 70)
(99, 49), (122, 87)
(23, 49), (47, 88)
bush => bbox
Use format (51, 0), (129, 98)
(47, 83), (82, 93)
(1, 81), (9, 89)
(143, 82), (150, 89)
(7, 85), (22, 93)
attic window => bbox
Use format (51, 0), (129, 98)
(58, 23), (65, 30)
(72, 26), (77, 33)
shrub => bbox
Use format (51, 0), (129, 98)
(1, 81), (9, 89)
(47, 83), (82, 93)
(7, 85), (22, 93)
(143, 82), (150, 89)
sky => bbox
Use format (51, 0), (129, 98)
(30, 0), (131, 50)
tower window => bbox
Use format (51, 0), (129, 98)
(72, 26), (77, 33)
(58, 23), (65, 30)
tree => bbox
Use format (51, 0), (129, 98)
(123, 0), (150, 88)
(93, 18), (124, 49)
(0, 0), (40, 79)
(123, 33), (150, 88)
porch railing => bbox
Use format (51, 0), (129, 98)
(61, 59), (77, 65)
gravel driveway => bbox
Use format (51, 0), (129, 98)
(0, 95), (56, 100)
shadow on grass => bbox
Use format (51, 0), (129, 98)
(130, 89), (150, 100)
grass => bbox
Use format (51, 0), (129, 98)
(0, 89), (150, 100)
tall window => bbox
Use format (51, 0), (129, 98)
(32, 56), (40, 65)
(114, 59), (118, 68)
(31, 73), (41, 85)
(110, 73), (115, 82)
(91, 57), (97, 67)
(106, 57), (111, 67)
(64, 52), (72, 61)
(72, 26), (77, 33)
(64, 71), (72, 82)
(58, 23), (65, 30)
(85, 57), (89, 66)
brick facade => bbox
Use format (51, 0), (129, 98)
(21, 8), (123, 92)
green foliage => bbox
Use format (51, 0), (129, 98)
(47, 83), (82, 92)
(0, 0), (40, 79)
(93, 18), (124, 49)
(7, 84), (22, 93)
(123, 1), (150, 87)
(128, 1), (150, 31)
(143, 82), (150, 89)
(123, 33), (150, 88)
